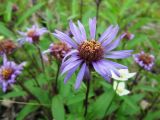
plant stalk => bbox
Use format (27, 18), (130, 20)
(35, 45), (45, 73)
(80, 0), (83, 21)
(103, 81), (118, 119)
(84, 70), (91, 117)
(54, 61), (60, 93)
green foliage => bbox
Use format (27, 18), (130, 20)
(16, 101), (39, 120)
(52, 95), (65, 120)
(0, 0), (160, 119)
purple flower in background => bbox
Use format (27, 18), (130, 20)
(43, 42), (71, 61)
(53, 17), (133, 89)
(18, 25), (47, 44)
(0, 40), (17, 56)
(0, 55), (26, 92)
(133, 51), (154, 71)
(123, 31), (134, 40)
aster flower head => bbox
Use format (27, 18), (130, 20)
(0, 55), (26, 92)
(0, 39), (17, 56)
(133, 51), (154, 71)
(43, 42), (71, 61)
(123, 31), (134, 40)
(18, 25), (47, 44)
(53, 17), (133, 89)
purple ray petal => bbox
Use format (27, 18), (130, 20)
(75, 63), (86, 89)
(84, 65), (90, 80)
(61, 60), (82, 75)
(2, 82), (8, 92)
(96, 61), (112, 77)
(69, 21), (82, 44)
(89, 17), (96, 39)
(105, 50), (133, 59)
(100, 60), (120, 77)
(92, 62), (110, 81)
(53, 31), (78, 48)
(77, 20), (87, 41)
(64, 64), (79, 83)
(104, 33), (126, 52)
(98, 25), (114, 43)
(101, 25), (119, 47)
(3, 54), (7, 64)
(62, 50), (78, 63)
(105, 60), (127, 69)
(61, 56), (80, 71)
(18, 31), (26, 36)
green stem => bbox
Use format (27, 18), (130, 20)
(35, 45), (45, 73)
(22, 45), (38, 69)
(95, 0), (102, 28)
(27, 70), (40, 87)
(131, 67), (142, 87)
(54, 61), (60, 93)
(84, 70), (91, 117)
(80, 0), (83, 21)
(103, 81), (119, 119)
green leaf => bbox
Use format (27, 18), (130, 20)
(135, 85), (158, 92)
(2, 91), (26, 99)
(16, 2), (45, 26)
(52, 95), (65, 120)
(122, 96), (139, 112)
(29, 86), (51, 107)
(126, 34), (148, 48)
(71, 0), (78, 17)
(119, 0), (135, 16)
(87, 89), (115, 120)
(0, 22), (15, 38)
(4, 2), (12, 22)
(16, 101), (39, 120)
(144, 110), (160, 120)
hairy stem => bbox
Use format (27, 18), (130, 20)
(80, 0), (83, 21)
(131, 68), (142, 87)
(35, 45), (45, 73)
(103, 81), (118, 119)
(54, 61), (60, 93)
(84, 71), (91, 117)
(22, 45), (38, 69)
(95, 0), (102, 27)
(27, 70), (40, 87)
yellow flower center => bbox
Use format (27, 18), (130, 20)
(139, 54), (153, 65)
(2, 68), (13, 80)
(78, 40), (104, 62)
(27, 30), (39, 43)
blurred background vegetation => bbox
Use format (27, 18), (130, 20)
(0, 0), (160, 120)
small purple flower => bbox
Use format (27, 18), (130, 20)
(18, 25), (47, 44)
(133, 51), (154, 71)
(0, 55), (26, 92)
(43, 42), (71, 61)
(0, 40), (17, 56)
(123, 31), (134, 40)
(53, 17), (133, 89)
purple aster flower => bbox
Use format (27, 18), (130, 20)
(123, 31), (134, 40)
(18, 25), (47, 44)
(0, 54), (26, 92)
(53, 17), (133, 89)
(43, 42), (71, 61)
(133, 51), (154, 71)
(0, 39), (17, 56)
